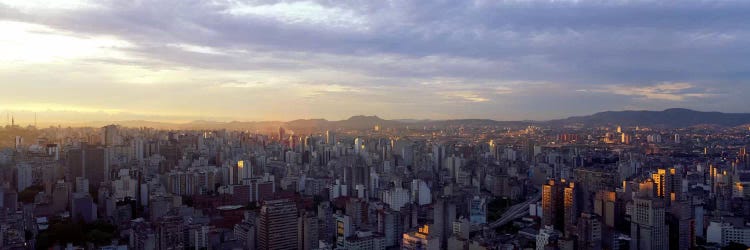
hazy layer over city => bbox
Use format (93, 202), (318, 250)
(2, 0), (749, 125)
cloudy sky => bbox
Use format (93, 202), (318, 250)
(1, 0), (748, 124)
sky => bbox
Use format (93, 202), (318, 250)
(1, 0), (749, 124)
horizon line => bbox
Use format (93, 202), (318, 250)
(2, 107), (745, 128)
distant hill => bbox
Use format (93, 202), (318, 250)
(283, 115), (399, 131)
(550, 108), (750, 127)
(285, 118), (329, 129)
(417, 119), (530, 128)
(334, 115), (399, 129)
(70, 108), (750, 130)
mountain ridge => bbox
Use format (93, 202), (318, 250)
(550, 108), (750, 127)
(67, 109), (750, 129)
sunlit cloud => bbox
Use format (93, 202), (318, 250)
(495, 86), (514, 94)
(218, 81), (271, 89)
(596, 82), (715, 101)
(0, 102), (210, 120)
(1, 0), (99, 11)
(0, 21), (133, 64)
(2, 102), (124, 114)
(439, 91), (491, 103)
(286, 82), (363, 97)
(223, 1), (368, 31)
(168, 43), (226, 55)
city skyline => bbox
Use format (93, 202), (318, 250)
(5, 107), (750, 128)
(2, 1), (750, 249)
(2, 0), (750, 122)
(3, 105), (748, 249)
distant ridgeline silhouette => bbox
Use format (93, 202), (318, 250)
(75, 109), (750, 129)
(548, 108), (750, 127)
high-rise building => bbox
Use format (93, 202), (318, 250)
(630, 195), (669, 250)
(469, 196), (487, 225)
(341, 230), (386, 250)
(52, 181), (70, 212)
(402, 225), (440, 250)
(345, 198), (366, 227)
(318, 201), (335, 244)
(652, 168), (681, 206)
(254, 175), (276, 202)
(411, 179), (431, 206)
(67, 143), (107, 189)
(71, 192), (97, 223)
(525, 139), (537, 163)
(401, 142), (414, 166)
(452, 216), (471, 240)
(130, 219), (156, 250)
(564, 181), (582, 237)
(667, 200), (694, 250)
(382, 187), (410, 211)
(542, 179), (566, 231)
(132, 137), (145, 162)
(299, 212), (319, 250)
(237, 160), (252, 181)
(488, 140), (498, 161)
(593, 190), (617, 228)
(14, 136), (22, 151)
(576, 213), (602, 250)
(16, 162), (32, 192)
(536, 225), (559, 250)
(278, 127), (286, 142)
(194, 225), (210, 249)
(433, 197), (456, 248)
(102, 124), (120, 146)
(326, 130), (335, 145)
(443, 155), (464, 181)
(706, 221), (750, 246)
(156, 216), (186, 250)
(231, 184), (251, 205)
(234, 222), (255, 249)
(258, 199), (298, 250)
(621, 133), (631, 144)
(432, 144), (446, 173)
(355, 137), (364, 154)
(335, 212), (354, 248)
(377, 208), (402, 248)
